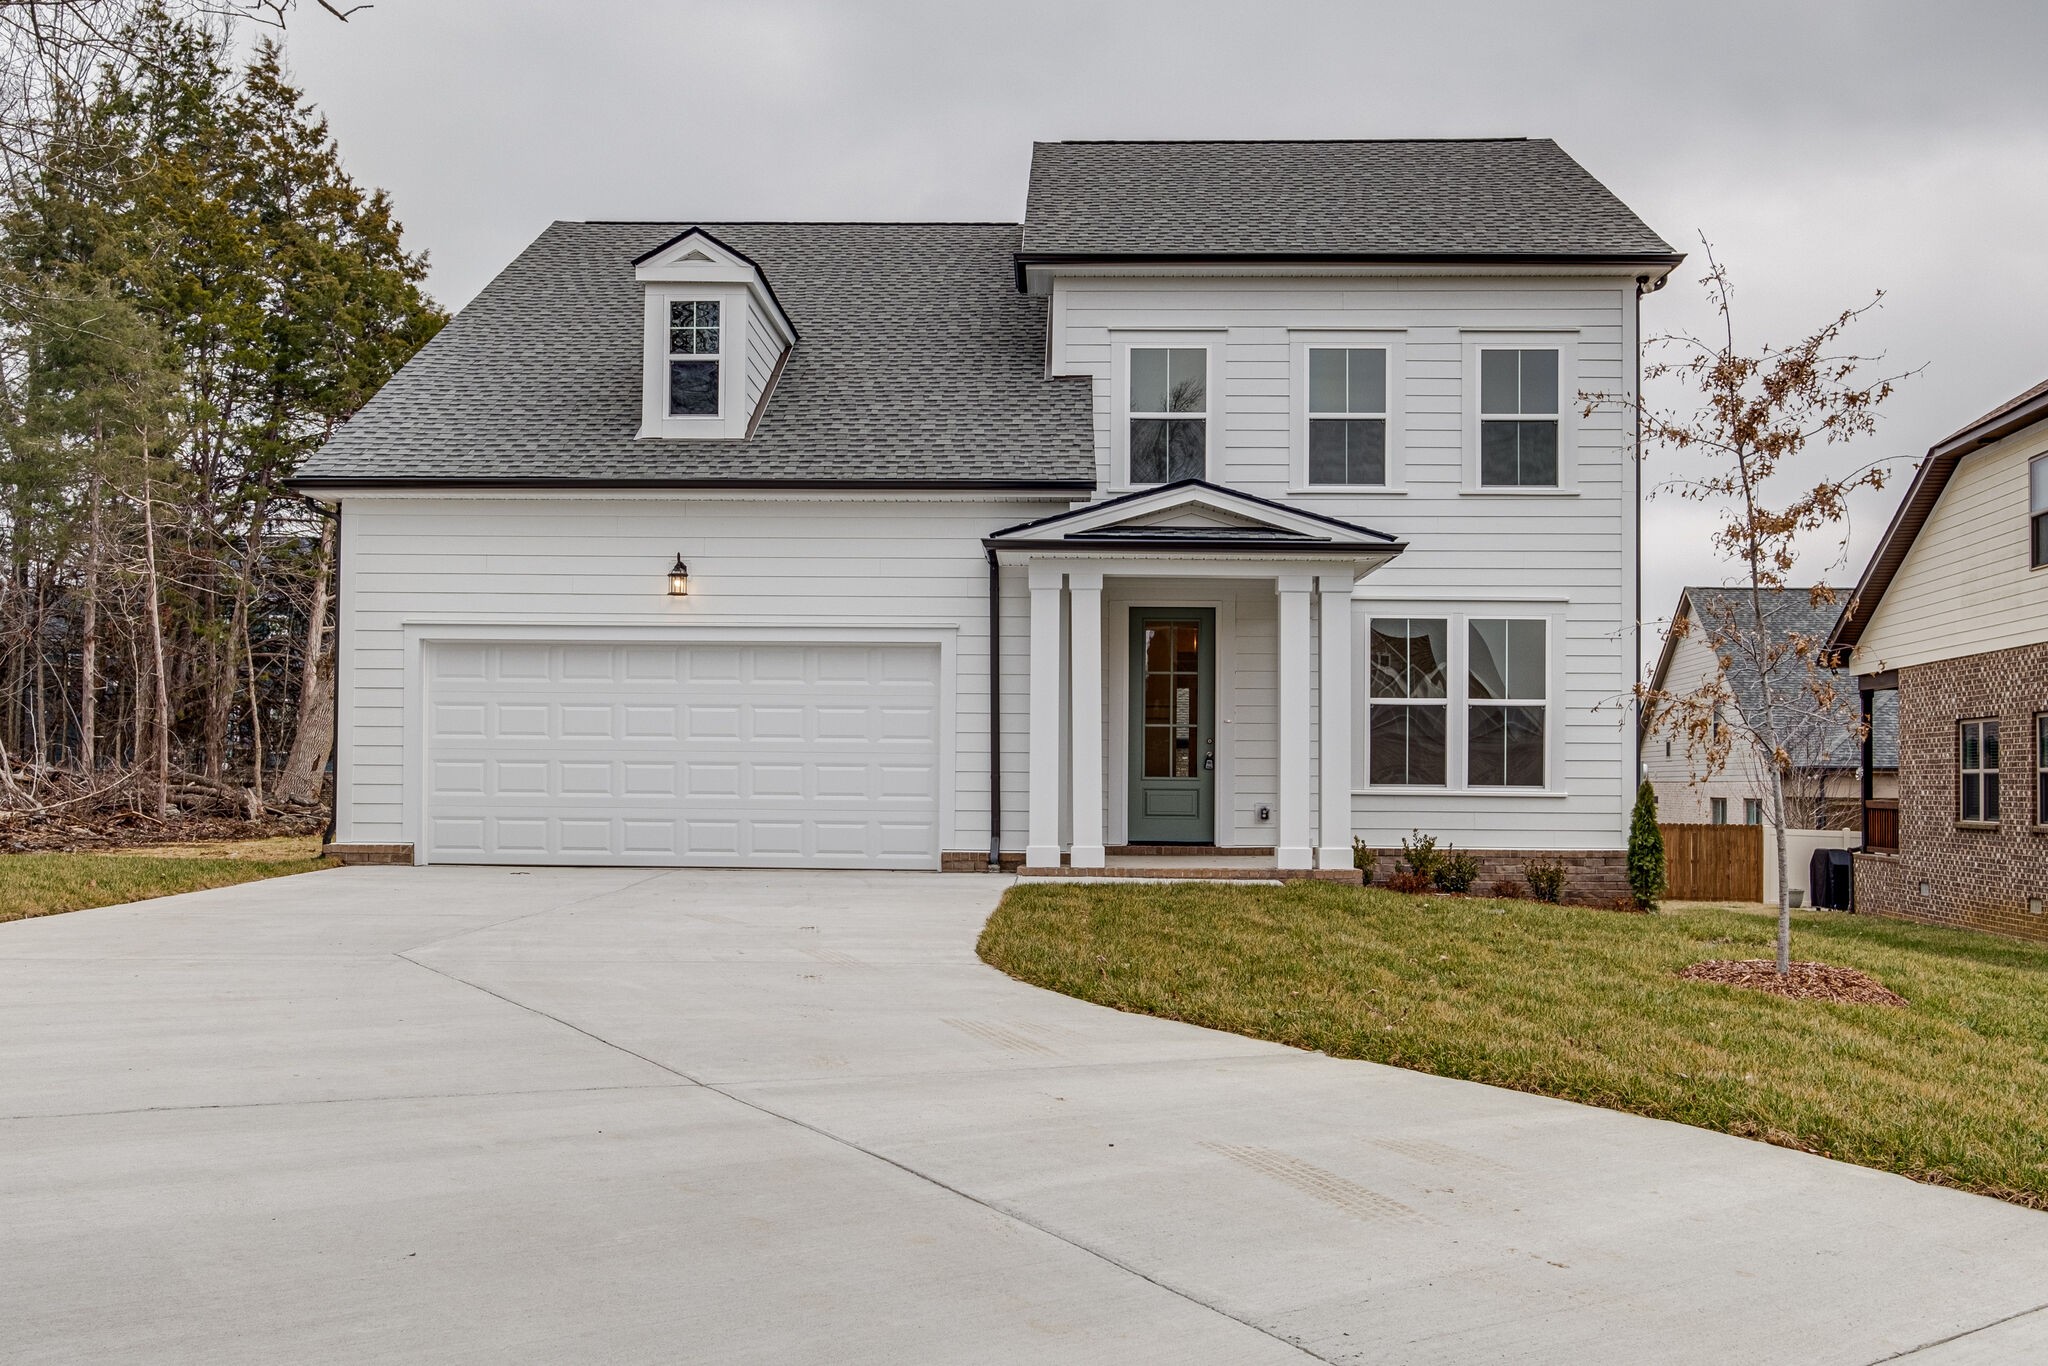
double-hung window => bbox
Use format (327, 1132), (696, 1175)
(1961, 719), (2000, 822)
(2031, 454), (2047, 569)
(1367, 618), (1447, 785)
(667, 300), (721, 417)
(1307, 347), (1387, 485)
(1467, 619), (1546, 786)
(1479, 348), (1560, 487)
(1744, 798), (1765, 826)
(1129, 347), (1207, 483)
(2037, 713), (2047, 825)
(1710, 797), (1728, 825)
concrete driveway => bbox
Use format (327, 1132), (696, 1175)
(4, 868), (2048, 1364)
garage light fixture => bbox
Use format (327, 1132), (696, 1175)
(667, 552), (690, 597)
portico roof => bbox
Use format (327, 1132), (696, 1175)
(984, 480), (1407, 570)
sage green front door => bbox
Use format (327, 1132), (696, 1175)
(1128, 608), (1216, 844)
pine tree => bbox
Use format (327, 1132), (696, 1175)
(1627, 780), (1666, 911)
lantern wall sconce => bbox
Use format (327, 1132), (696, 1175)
(667, 553), (690, 597)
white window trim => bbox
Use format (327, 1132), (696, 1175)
(1290, 331), (1406, 493)
(1960, 717), (2000, 823)
(1359, 614), (1450, 790)
(1463, 615), (1551, 791)
(1111, 333), (1220, 491)
(1353, 602), (1568, 796)
(1460, 332), (1579, 495)
(640, 284), (748, 440)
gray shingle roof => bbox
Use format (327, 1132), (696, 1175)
(1020, 139), (1679, 261)
(295, 221), (1097, 488)
(1677, 588), (1897, 769)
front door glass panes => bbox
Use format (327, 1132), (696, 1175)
(1130, 347), (1207, 483)
(1142, 621), (1203, 778)
(1367, 617), (1447, 785)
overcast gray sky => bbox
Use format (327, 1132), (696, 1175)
(279, 0), (2048, 658)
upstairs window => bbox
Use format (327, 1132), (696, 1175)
(667, 300), (721, 417)
(1129, 347), (1207, 483)
(1307, 347), (1387, 485)
(1467, 618), (1546, 786)
(1479, 348), (1559, 487)
(1961, 718), (2000, 822)
(2032, 454), (2047, 568)
(1367, 618), (1447, 786)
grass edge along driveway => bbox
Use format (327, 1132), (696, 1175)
(0, 841), (336, 924)
(979, 880), (2048, 1210)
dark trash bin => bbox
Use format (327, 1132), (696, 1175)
(1809, 848), (1854, 910)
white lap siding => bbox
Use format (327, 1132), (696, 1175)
(333, 493), (1067, 856)
(1051, 273), (1639, 851)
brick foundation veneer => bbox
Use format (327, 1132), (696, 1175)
(1856, 641), (2048, 940)
(1357, 848), (1630, 905)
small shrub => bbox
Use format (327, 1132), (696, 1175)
(1385, 870), (1431, 895)
(1627, 779), (1667, 910)
(1435, 850), (1480, 894)
(1487, 877), (1522, 899)
(1351, 836), (1374, 882)
(1400, 830), (1446, 883)
(1524, 857), (1567, 904)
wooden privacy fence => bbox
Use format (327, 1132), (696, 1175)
(1659, 823), (1764, 902)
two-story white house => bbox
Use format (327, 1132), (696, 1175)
(293, 139), (1679, 896)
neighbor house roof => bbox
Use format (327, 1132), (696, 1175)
(1829, 376), (2048, 657)
(294, 221), (1097, 489)
(1650, 587), (1897, 770)
(1017, 139), (1681, 271)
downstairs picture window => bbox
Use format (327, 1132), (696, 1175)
(2038, 714), (2047, 825)
(1961, 718), (2000, 822)
(1467, 619), (1546, 786)
(1367, 618), (1447, 785)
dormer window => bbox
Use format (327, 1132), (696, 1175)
(668, 301), (722, 417)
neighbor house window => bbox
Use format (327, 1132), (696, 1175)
(667, 300), (721, 417)
(1129, 347), (1207, 483)
(1961, 719), (2000, 822)
(1744, 798), (1764, 826)
(1479, 348), (1560, 487)
(2032, 455), (2047, 569)
(1307, 347), (1387, 485)
(1710, 797), (1728, 825)
(1367, 618), (1447, 785)
(1467, 619), (1546, 786)
(2036, 713), (2047, 825)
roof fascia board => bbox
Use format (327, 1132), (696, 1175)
(289, 477), (1097, 497)
(1829, 388), (2048, 654)
(1016, 251), (1683, 293)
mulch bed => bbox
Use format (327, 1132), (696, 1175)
(1679, 959), (1907, 1007)
(0, 807), (325, 855)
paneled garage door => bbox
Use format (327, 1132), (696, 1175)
(422, 640), (942, 868)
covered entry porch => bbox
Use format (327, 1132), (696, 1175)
(987, 481), (1405, 873)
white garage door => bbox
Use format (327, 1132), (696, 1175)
(422, 640), (942, 868)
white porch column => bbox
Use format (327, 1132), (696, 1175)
(1067, 570), (1106, 868)
(1276, 572), (1315, 870)
(1317, 574), (1356, 870)
(1025, 563), (1065, 868)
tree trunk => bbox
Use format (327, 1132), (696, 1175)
(276, 518), (333, 805)
(143, 474), (171, 819)
(79, 471), (100, 773)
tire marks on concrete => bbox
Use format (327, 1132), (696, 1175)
(1203, 1143), (1423, 1223)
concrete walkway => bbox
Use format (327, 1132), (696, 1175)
(4, 867), (2047, 1364)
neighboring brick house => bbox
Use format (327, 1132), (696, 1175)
(1641, 585), (1897, 830)
(1830, 378), (2048, 938)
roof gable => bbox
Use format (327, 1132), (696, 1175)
(987, 480), (1405, 560)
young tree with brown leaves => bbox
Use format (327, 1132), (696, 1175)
(1635, 241), (1912, 975)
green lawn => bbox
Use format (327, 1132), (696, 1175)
(0, 839), (335, 924)
(980, 881), (2048, 1208)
